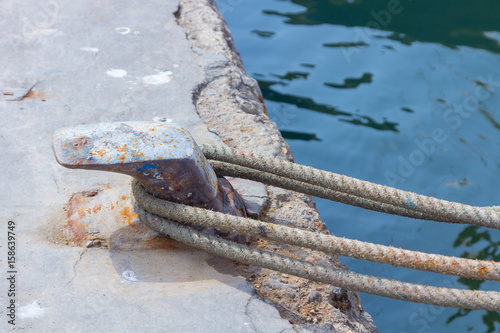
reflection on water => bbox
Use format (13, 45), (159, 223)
(447, 309), (500, 333)
(280, 129), (322, 141)
(264, 0), (500, 54)
(450, 226), (500, 330)
(258, 78), (400, 132)
(323, 41), (368, 48)
(251, 30), (275, 38)
(479, 109), (500, 130)
(271, 71), (309, 81)
(324, 73), (373, 89)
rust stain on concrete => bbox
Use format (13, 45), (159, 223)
(119, 206), (138, 225)
(66, 192), (91, 245)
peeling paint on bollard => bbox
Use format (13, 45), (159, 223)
(52, 121), (219, 204)
(53, 120), (247, 237)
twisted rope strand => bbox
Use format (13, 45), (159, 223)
(133, 180), (500, 281)
(209, 160), (436, 221)
(134, 202), (500, 311)
(201, 144), (500, 230)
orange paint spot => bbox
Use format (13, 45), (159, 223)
(90, 149), (107, 158)
(92, 204), (102, 214)
(118, 154), (127, 162)
(134, 151), (145, 159)
(120, 206), (138, 225)
(116, 144), (128, 153)
(120, 195), (129, 201)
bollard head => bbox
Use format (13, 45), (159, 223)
(52, 121), (218, 204)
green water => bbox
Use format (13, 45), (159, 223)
(216, 1), (500, 332)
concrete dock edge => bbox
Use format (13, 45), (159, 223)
(176, 1), (377, 332)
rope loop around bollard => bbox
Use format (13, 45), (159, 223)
(132, 180), (500, 311)
(132, 144), (500, 311)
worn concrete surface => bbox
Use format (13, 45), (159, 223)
(0, 0), (292, 332)
(0, 0), (377, 332)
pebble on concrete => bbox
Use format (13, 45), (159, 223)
(307, 290), (323, 303)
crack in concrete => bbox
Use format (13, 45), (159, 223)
(66, 248), (88, 286)
(243, 295), (258, 333)
(52, 174), (59, 191)
(6, 82), (41, 101)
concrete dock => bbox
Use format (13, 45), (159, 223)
(0, 0), (376, 331)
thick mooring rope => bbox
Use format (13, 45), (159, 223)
(201, 144), (500, 230)
(132, 180), (500, 311)
(133, 180), (500, 281)
(209, 161), (435, 221)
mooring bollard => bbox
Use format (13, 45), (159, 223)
(52, 121), (246, 216)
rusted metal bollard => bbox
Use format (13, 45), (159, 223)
(52, 121), (246, 217)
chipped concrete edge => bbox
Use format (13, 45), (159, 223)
(174, 1), (378, 332)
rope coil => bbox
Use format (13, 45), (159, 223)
(132, 144), (500, 311)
